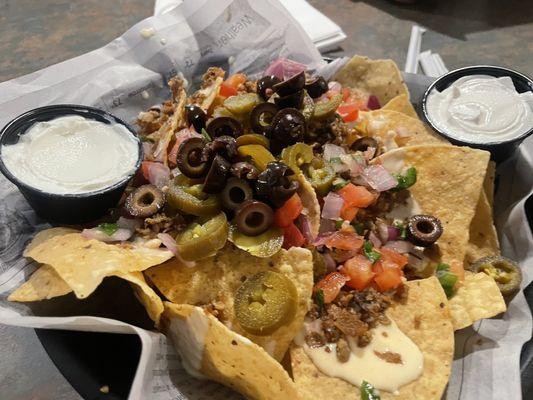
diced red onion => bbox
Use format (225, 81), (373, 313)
(321, 192), (344, 220)
(82, 227), (133, 242)
(367, 95), (381, 110)
(407, 247), (430, 273)
(264, 58), (306, 80)
(369, 231), (382, 248)
(334, 249), (359, 263)
(362, 165), (398, 192)
(323, 143), (346, 162)
(157, 233), (196, 268)
(328, 81), (342, 93)
(323, 252), (337, 273)
(387, 226), (400, 242)
(384, 240), (414, 254)
(296, 214), (314, 244)
(376, 222), (390, 243)
(319, 218), (336, 235)
(340, 154), (363, 177)
(363, 146), (376, 161)
(117, 217), (142, 232)
(143, 161), (170, 189)
(313, 232), (334, 247)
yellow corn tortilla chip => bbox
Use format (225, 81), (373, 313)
(116, 271), (164, 325)
(24, 230), (173, 299)
(7, 264), (71, 302)
(484, 161), (496, 208)
(465, 192), (500, 265)
(449, 272), (506, 330)
(291, 277), (454, 400)
(146, 245), (313, 361)
(382, 94), (418, 119)
(361, 109), (447, 150)
(376, 145), (490, 267)
(334, 56), (409, 105)
(297, 173), (321, 238)
(161, 303), (303, 400)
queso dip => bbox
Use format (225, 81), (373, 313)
(2, 115), (139, 194)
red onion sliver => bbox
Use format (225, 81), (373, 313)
(82, 227), (132, 242)
(144, 161), (171, 189)
(319, 218), (336, 235)
(264, 58), (306, 80)
(157, 233), (178, 255)
(334, 250), (359, 263)
(297, 215), (314, 244)
(363, 146), (376, 161)
(322, 192), (344, 220)
(387, 226), (400, 242)
(362, 165), (398, 192)
(367, 95), (381, 110)
(384, 240), (414, 254)
(117, 217), (142, 231)
(369, 231), (382, 248)
(323, 252), (337, 273)
(376, 222), (390, 243)
(323, 143), (346, 162)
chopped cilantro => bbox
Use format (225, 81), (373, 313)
(352, 222), (365, 235)
(436, 263), (458, 298)
(361, 380), (381, 400)
(315, 289), (325, 311)
(329, 156), (342, 164)
(201, 128), (212, 142)
(363, 241), (381, 263)
(332, 177), (348, 191)
(335, 220), (344, 230)
(393, 221), (407, 240)
(393, 166), (417, 191)
(98, 223), (118, 236)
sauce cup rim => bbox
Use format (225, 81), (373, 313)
(421, 65), (533, 147)
(0, 104), (143, 199)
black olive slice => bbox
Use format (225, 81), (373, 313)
(255, 161), (296, 206)
(257, 75), (282, 100)
(203, 155), (231, 194)
(176, 137), (209, 178)
(271, 108), (306, 145)
(206, 117), (243, 138)
(271, 180), (299, 208)
(272, 71), (306, 97)
(406, 215), (443, 247)
(125, 184), (165, 218)
(201, 135), (237, 162)
(351, 137), (379, 154)
(235, 200), (274, 236)
(305, 76), (328, 98)
(185, 104), (207, 132)
(250, 103), (279, 135)
(221, 177), (253, 211)
(274, 90), (304, 109)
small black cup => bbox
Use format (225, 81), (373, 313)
(422, 65), (533, 162)
(0, 105), (143, 224)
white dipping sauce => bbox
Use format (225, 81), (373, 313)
(2, 115), (139, 194)
(426, 75), (533, 143)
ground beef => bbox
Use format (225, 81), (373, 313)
(237, 80), (257, 93)
(305, 332), (326, 348)
(201, 67), (225, 88)
(327, 304), (368, 337)
(136, 213), (184, 238)
(321, 314), (342, 343)
(374, 350), (403, 364)
(349, 288), (392, 328)
(336, 338), (351, 363)
(357, 331), (373, 347)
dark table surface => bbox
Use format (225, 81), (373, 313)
(1, 1), (532, 399)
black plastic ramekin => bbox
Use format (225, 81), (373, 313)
(0, 105), (143, 224)
(422, 65), (533, 162)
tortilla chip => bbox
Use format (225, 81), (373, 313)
(291, 277), (454, 399)
(449, 272), (506, 330)
(361, 109), (447, 150)
(8, 264), (71, 302)
(376, 145), (490, 267)
(382, 94), (418, 119)
(297, 173), (321, 238)
(24, 230), (173, 298)
(465, 192), (500, 265)
(484, 161), (496, 208)
(146, 245), (313, 361)
(117, 271), (164, 325)
(161, 303), (302, 400)
(334, 56), (409, 105)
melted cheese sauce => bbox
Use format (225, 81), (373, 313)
(296, 319), (423, 393)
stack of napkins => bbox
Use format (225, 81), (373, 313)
(154, 0), (346, 52)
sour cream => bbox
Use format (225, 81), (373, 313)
(2, 115), (139, 194)
(426, 75), (533, 143)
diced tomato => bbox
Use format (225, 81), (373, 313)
(337, 103), (360, 122)
(225, 73), (247, 88)
(340, 204), (358, 222)
(338, 184), (375, 208)
(274, 194), (303, 227)
(342, 87), (351, 102)
(373, 260), (403, 292)
(282, 223), (305, 249)
(219, 83), (238, 98)
(450, 260), (465, 282)
(324, 231), (364, 251)
(314, 272), (351, 303)
(340, 255), (375, 291)
(379, 247), (408, 269)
